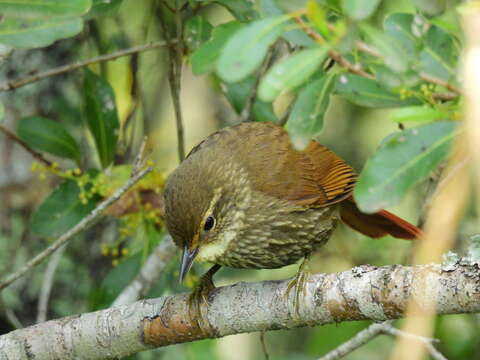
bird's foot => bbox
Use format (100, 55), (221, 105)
(285, 258), (310, 319)
(187, 264), (221, 329)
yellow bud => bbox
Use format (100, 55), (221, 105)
(111, 248), (119, 257)
(73, 168), (81, 175)
(121, 248), (129, 256)
(112, 259), (119, 267)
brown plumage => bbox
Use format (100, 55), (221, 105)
(163, 122), (422, 280)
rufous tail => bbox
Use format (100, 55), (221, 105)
(340, 198), (422, 240)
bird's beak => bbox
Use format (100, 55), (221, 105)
(179, 245), (199, 283)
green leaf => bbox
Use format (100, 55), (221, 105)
(0, 0), (92, 17)
(184, 15), (213, 52)
(411, 0), (446, 16)
(223, 76), (277, 122)
(217, 16), (287, 83)
(258, 46), (329, 102)
(383, 13), (419, 58)
(335, 74), (421, 108)
(86, 0), (123, 18)
(286, 73), (336, 138)
(0, 17), (83, 48)
(341, 0), (382, 20)
(31, 180), (97, 237)
(372, 65), (420, 89)
(17, 116), (80, 162)
(0, 103), (4, 123)
(419, 25), (458, 82)
(210, 0), (258, 22)
(355, 121), (458, 213)
(191, 21), (242, 75)
(83, 69), (120, 169)
(362, 24), (409, 73)
(260, 0), (316, 46)
(391, 106), (445, 123)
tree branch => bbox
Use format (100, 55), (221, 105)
(0, 124), (52, 166)
(112, 235), (177, 306)
(0, 41), (174, 92)
(1, 261), (479, 359)
(0, 167), (153, 291)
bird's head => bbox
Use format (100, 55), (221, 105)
(163, 153), (249, 282)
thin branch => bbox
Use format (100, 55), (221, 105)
(0, 166), (153, 291)
(293, 16), (374, 79)
(112, 235), (177, 306)
(132, 136), (149, 175)
(239, 44), (277, 122)
(317, 321), (392, 360)
(353, 40), (462, 96)
(158, 2), (186, 162)
(380, 324), (447, 360)
(36, 244), (67, 323)
(0, 41), (174, 93)
(0, 124), (52, 166)
(418, 72), (462, 95)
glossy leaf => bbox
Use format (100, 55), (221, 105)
(287, 73), (337, 137)
(223, 76), (277, 122)
(17, 116), (80, 163)
(260, 0), (316, 46)
(383, 13), (419, 58)
(341, 0), (382, 20)
(411, 0), (446, 16)
(184, 15), (213, 52)
(391, 106), (445, 123)
(335, 74), (420, 108)
(362, 24), (409, 73)
(355, 121), (458, 213)
(0, 0), (91, 17)
(210, 0), (258, 21)
(191, 21), (242, 75)
(217, 16), (287, 83)
(31, 180), (97, 237)
(0, 17), (83, 48)
(258, 46), (329, 102)
(85, 0), (123, 18)
(83, 69), (120, 168)
(419, 25), (458, 82)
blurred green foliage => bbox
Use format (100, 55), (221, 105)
(0, 0), (476, 359)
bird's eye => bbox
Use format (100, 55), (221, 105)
(203, 216), (215, 231)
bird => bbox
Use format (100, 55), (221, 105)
(163, 121), (422, 317)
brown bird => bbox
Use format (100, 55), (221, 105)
(163, 122), (421, 304)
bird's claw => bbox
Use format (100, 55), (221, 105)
(285, 258), (310, 318)
(186, 265), (220, 329)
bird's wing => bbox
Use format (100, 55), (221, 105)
(215, 122), (357, 207)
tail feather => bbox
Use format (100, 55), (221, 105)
(340, 198), (422, 240)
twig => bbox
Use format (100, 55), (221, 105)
(0, 167), (153, 291)
(317, 321), (390, 360)
(293, 16), (375, 80)
(380, 324), (447, 360)
(0, 41), (174, 93)
(158, 2), (186, 162)
(132, 136), (149, 175)
(239, 44), (277, 122)
(354, 40), (462, 96)
(418, 72), (462, 95)
(0, 124), (52, 166)
(318, 321), (446, 360)
(112, 236), (177, 306)
(278, 99), (295, 126)
(4, 308), (23, 329)
(36, 244), (67, 323)
(259, 331), (270, 360)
